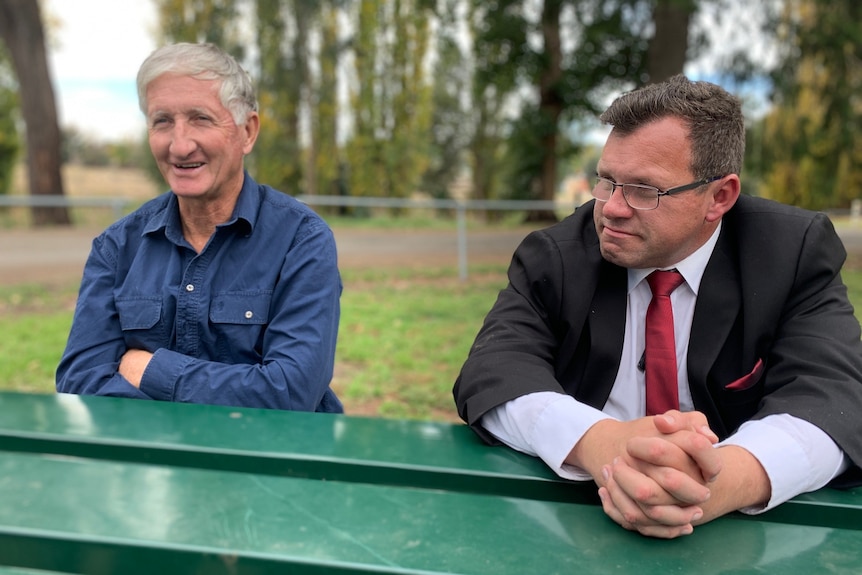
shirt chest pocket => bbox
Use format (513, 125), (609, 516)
(116, 296), (166, 349)
(210, 292), (272, 325)
(209, 292), (272, 361)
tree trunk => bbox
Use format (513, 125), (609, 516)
(0, 0), (70, 226)
(647, 0), (695, 84)
(528, 0), (564, 223)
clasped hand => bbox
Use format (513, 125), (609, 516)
(572, 410), (722, 538)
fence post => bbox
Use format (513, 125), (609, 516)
(457, 203), (467, 281)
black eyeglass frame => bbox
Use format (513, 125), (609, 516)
(592, 175), (724, 210)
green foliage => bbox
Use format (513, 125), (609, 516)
(469, 0), (650, 207)
(0, 44), (19, 196)
(345, 0), (436, 199)
(416, 1), (474, 200)
(250, 0), (312, 195)
(757, 0), (862, 209)
(313, 5), (343, 196)
(129, 0), (862, 216)
(155, 0), (245, 56)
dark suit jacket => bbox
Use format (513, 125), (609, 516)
(454, 195), (862, 485)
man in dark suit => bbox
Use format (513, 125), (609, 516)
(454, 75), (862, 538)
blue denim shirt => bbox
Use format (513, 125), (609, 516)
(56, 172), (343, 412)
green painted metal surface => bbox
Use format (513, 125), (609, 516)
(1, 392), (860, 526)
(0, 451), (860, 575)
(0, 392), (860, 573)
(0, 392), (586, 503)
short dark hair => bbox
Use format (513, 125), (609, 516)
(599, 75), (745, 178)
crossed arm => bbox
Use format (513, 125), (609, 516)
(569, 410), (770, 538)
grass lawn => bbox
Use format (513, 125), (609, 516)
(3, 260), (862, 423)
(0, 264), (510, 422)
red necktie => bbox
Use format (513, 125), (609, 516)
(644, 270), (685, 415)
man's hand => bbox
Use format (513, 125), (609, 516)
(594, 412), (770, 538)
(119, 349), (154, 388)
(568, 410), (716, 484)
(596, 412), (720, 537)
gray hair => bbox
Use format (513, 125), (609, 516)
(599, 75), (745, 178)
(136, 42), (258, 126)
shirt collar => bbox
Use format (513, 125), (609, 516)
(627, 221), (722, 296)
(142, 170), (257, 241)
(216, 171), (256, 235)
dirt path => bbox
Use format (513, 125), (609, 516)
(7, 221), (862, 288)
(0, 226), (535, 287)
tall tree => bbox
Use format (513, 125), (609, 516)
(473, 0), (652, 221)
(0, 0), (69, 226)
(345, 0), (435, 200)
(253, 0), (310, 194)
(465, 0), (521, 215)
(647, 0), (697, 83)
(346, 0), (385, 199)
(0, 43), (20, 197)
(759, 0), (862, 210)
(311, 2), (345, 197)
(156, 0), (243, 54)
(386, 0), (434, 200)
(418, 0), (473, 201)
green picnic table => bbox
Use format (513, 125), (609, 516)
(0, 391), (859, 574)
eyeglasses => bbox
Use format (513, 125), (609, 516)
(591, 175), (723, 210)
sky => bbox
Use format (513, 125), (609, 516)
(43, 0), (157, 142)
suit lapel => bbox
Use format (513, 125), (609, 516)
(688, 239), (741, 411)
(575, 261), (627, 409)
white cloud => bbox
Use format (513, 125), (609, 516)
(43, 0), (158, 141)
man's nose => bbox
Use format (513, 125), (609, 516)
(602, 185), (634, 216)
(169, 122), (197, 156)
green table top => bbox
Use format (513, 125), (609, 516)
(0, 392), (859, 574)
(0, 451), (860, 575)
(0, 391), (585, 503)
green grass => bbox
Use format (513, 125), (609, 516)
(0, 284), (77, 394)
(4, 264), (862, 422)
(0, 265), (509, 422)
(335, 265), (506, 420)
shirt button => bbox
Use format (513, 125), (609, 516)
(185, 284), (195, 292)
(245, 311), (254, 319)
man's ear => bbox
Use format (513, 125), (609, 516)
(705, 174), (740, 223)
(241, 112), (260, 155)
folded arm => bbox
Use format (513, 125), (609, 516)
(57, 227), (341, 411)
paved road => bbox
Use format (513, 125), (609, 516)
(4, 223), (862, 287)
(0, 226), (535, 286)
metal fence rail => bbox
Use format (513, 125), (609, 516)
(2, 194), (580, 280)
(0, 195), (130, 220)
(296, 195), (577, 280)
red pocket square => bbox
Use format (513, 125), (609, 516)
(725, 358), (765, 391)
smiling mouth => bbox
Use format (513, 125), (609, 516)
(175, 162), (204, 169)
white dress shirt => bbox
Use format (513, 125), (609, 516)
(481, 223), (849, 513)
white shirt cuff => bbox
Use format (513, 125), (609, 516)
(719, 414), (849, 514)
(480, 392), (614, 481)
